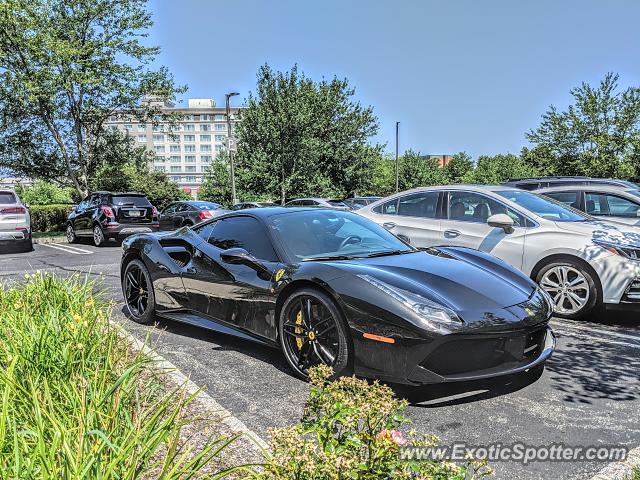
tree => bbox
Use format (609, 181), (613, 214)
(525, 73), (640, 180)
(444, 152), (474, 183)
(471, 154), (538, 184)
(234, 64), (382, 204)
(398, 150), (446, 190)
(200, 152), (233, 206)
(0, 0), (184, 197)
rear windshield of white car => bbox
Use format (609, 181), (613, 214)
(0, 192), (16, 204)
(497, 190), (587, 222)
(111, 195), (151, 207)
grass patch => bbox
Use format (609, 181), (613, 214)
(32, 231), (65, 239)
(0, 273), (242, 478)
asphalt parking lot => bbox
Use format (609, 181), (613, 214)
(1, 241), (638, 480)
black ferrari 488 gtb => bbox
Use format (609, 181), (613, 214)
(120, 207), (555, 384)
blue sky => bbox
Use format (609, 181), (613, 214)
(147, 0), (640, 158)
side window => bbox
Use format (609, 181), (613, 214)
(544, 191), (580, 209)
(517, 183), (539, 191)
(448, 191), (525, 226)
(373, 198), (398, 215)
(163, 204), (178, 215)
(177, 204), (191, 212)
(89, 194), (101, 208)
(78, 197), (90, 210)
(586, 193), (640, 217)
(397, 192), (439, 218)
(208, 216), (278, 261)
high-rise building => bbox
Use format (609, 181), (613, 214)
(105, 98), (241, 197)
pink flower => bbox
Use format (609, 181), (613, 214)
(377, 429), (407, 446)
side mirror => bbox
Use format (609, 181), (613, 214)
(220, 247), (271, 279)
(487, 213), (515, 233)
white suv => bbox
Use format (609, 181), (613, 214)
(0, 189), (32, 252)
(359, 185), (640, 319)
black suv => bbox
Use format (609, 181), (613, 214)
(66, 191), (159, 246)
(503, 176), (639, 191)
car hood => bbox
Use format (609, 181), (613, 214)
(332, 249), (544, 329)
(554, 220), (640, 248)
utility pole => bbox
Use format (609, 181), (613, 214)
(395, 121), (400, 192)
(225, 92), (239, 204)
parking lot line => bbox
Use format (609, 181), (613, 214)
(41, 243), (94, 255)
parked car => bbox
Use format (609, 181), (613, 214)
(359, 185), (640, 319)
(284, 198), (349, 209)
(159, 201), (227, 230)
(231, 201), (279, 210)
(341, 196), (382, 210)
(0, 189), (31, 252)
(120, 207), (554, 383)
(67, 191), (159, 246)
(503, 176), (639, 191)
(537, 185), (640, 227)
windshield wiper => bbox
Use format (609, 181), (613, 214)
(363, 249), (417, 258)
(302, 255), (356, 262)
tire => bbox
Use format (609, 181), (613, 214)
(92, 224), (105, 247)
(19, 237), (33, 253)
(66, 223), (78, 243)
(278, 287), (351, 381)
(536, 258), (599, 320)
(122, 258), (156, 324)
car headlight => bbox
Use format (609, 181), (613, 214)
(358, 274), (462, 332)
(594, 240), (640, 261)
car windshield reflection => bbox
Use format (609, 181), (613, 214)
(270, 209), (415, 261)
(498, 190), (588, 222)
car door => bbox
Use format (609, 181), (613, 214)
(439, 190), (527, 269)
(372, 192), (443, 246)
(76, 195), (98, 235)
(159, 203), (179, 230)
(584, 191), (640, 226)
(182, 216), (281, 339)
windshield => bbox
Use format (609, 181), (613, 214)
(111, 195), (150, 207)
(497, 190), (587, 222)
(0, 192), (16, 204)
(328, 200), (347, 207)
(269, 210), (414, 261)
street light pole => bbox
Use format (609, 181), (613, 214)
(395, 121), (400, 192)
(225, 92), (239, 204)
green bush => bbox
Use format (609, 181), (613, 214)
(0, 273), (240, 477)
(17, 181), (75, 205)
(254, 365), (492, 480)
(29, 204), (72, 232)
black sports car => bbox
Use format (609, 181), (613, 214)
(120, 208), (555, 384)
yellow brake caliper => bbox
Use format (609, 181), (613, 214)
(295, 310), (304, 350)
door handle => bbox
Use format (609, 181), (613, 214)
(383, 222), (396, 229)
(444, 229), (461, 238)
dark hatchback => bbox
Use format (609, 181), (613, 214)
(67, 192), (159, 246)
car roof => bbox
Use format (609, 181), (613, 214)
(537, 185), (638, 194)
(386, 184), (512, 195)
(216, 206), (344, 219)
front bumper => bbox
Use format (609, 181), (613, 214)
(591, 253), (640, 305)
(406, 326), (555, 384)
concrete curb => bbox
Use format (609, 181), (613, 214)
(112, 321), (270, 453)
(33, 236), (66, 244)
(591, 447), (640, 480)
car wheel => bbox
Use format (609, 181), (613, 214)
(92, 224), (105, 247)
(19, 237), (33, 253)
(66, 223), (78, 243)
(122, 259), (156, 324)
(278, 287), (351, 380)
(536, 259), (599, 319)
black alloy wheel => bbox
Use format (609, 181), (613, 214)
(279, 288), (350, 380)
(123, 259), (155, 324)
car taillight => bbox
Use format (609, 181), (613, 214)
(101, 206), (115, 218)
(0, 206), (26, 214)
(199, 210), (213, 220)
(152, 206), (159, 217)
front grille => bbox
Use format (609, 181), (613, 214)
(420, 328), (547, 376)
(623, 278), (640, 302)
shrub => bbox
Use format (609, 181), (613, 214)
(255, 365), (492, 480)
(0, 273), (239, 477)
(29, 204), (73, 232)
(16, 181), (75, 205)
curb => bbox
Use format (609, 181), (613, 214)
(113, 321), (270, 453)
(591, 447), (640, 480)
(33, 236), (67, 245)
